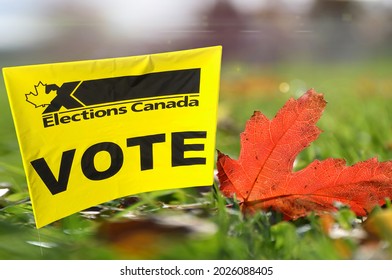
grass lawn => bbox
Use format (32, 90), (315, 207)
(1, 58), (392, 259)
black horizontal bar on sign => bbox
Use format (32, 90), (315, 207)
(74, 68), (201, 106)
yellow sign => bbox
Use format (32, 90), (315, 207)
(3, 46), (222, 228)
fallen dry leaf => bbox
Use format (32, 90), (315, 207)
(98, 214), (216, 258)
(217, 89), (392, 219)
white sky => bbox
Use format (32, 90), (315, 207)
(0, 0), (391, 51)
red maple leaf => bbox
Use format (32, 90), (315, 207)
(217, 89), (392, 219)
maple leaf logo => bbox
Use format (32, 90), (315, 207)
(25, 82), (57, 108)
(217, 89), (392, 219)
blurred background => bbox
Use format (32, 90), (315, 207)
(1, 0), (391, 66)
(1, 0), (392, 164)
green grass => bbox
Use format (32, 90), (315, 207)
(1, 58), (392, 259)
